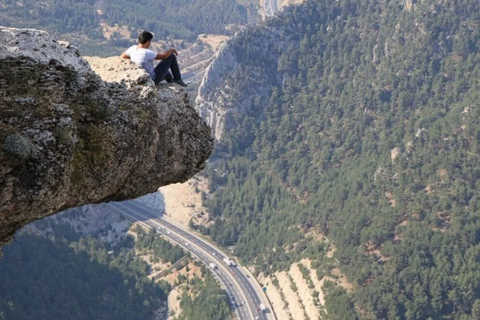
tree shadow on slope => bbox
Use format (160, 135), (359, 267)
(0, 233), (166, 320)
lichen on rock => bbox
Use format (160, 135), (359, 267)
(0, 26), (214, 247)
(2, 133), (38, 159)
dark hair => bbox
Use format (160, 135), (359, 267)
(138, 31), (153, 44)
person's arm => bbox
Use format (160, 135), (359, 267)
(155, 48), (178, 60)
(121, 46), (133, 59)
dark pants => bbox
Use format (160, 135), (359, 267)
(154, 54), (181, 84)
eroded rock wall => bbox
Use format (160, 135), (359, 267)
(195, 25), (294, 141)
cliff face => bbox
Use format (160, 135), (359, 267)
(195, 24), (294, 141)
(0, 27), (214, 246)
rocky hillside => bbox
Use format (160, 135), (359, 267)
(0, 27), (213, 247)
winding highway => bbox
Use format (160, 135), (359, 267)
(106, 199), (275, 320)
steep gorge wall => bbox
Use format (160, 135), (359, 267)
(0, 27), (214, 246)
(195, 23), (295, 141)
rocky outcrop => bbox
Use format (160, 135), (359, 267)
(195, 24), (294, 141)
(195, 42), (235, 141)
(0, 27), (214, 247)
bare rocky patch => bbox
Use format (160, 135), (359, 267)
(160, 175), (212, 227)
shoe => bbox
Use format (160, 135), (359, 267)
(165, 78), (173, 83)
(173, 79), (188, 87)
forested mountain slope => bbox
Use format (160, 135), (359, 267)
(0, 233), (167, 320)
(196, 0), (480, 319)
(0, 0), (248, 54)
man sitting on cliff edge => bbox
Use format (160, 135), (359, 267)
(121, 30), (187, 87)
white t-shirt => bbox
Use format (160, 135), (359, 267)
(125, 45), (157, 79)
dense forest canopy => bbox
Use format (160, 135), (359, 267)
(178, 268), (232, 320)
(198, 0), (480, 319)
(0, 233), (166, 320)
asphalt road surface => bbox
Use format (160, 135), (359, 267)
(107, 199), (274, 320)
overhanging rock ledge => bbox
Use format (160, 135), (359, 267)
(0, 26), (214, 247)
